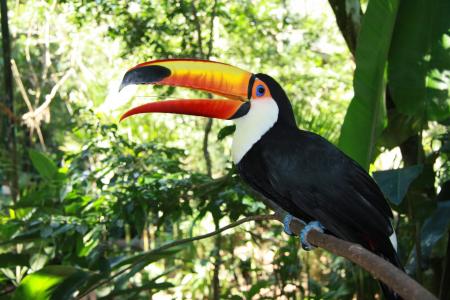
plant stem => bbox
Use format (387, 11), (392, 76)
(203, 117), (213, 176)
(212, 222), (221, 300)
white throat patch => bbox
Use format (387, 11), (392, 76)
(231, 98), (279, 163)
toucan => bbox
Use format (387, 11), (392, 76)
(119, 59), (403, 299)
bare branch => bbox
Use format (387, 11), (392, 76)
(11, 59), (33, 113)
(203, 117), (213, 176)
(328, 0), (362, 57)
(206, 0), (218, 59)
(11, 59), (46, 149)
(190, 0), (204, 57)
(24, 68), (74, 119)
(0, 102), (20, 123)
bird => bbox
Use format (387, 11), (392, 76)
(119, 58), (403, 299)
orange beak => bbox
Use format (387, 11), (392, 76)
(119, 59), (254, 121)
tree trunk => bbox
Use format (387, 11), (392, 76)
(1, 0), (19, 204)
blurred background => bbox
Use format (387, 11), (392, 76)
(0, 0), (449, 299)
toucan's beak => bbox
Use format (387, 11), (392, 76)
(119, 59), (253, 121)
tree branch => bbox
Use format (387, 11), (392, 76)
(11, 59), (46, 149)
(202, 116), (213, 176)
(190, 0), (204, 58)
(206, 0), (218, 59)
(328, 0), (362, 57)
(78, 211), (436, 300)
(285, 216), (437, 300)
(29, 68), (75, 118)
(0, 102), (20, 124)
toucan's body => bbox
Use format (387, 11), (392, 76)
(237, 75), (396, 250)
(119, 59), (403, 299)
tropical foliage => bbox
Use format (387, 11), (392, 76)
(0, 0), (448, 299)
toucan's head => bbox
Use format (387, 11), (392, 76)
(120, 59), (296, 163)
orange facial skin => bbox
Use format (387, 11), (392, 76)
(251, 79), (272, 100)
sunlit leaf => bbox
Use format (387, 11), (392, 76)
(30, 253), (49, 272)
(12, 265), (89, 300)
(373, 165), (423, 205)
(388, 0), (450, 121)
(338, 0), (400, 170)
(28, 149), (58, 181)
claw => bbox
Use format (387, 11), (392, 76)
(300, 221), (324, 251)
(283, 214), (294, 235)
(283, 214), (306, 236)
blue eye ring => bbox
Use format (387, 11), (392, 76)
(255, 84), (265, 97)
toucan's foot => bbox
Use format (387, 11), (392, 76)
(300, 221), (325, 251)
(283, 214), (306, 236)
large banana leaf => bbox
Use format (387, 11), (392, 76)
(338, 0), (400, 170)
(388, 0), (450, 122)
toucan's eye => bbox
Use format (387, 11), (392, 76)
(256, 85), (265, 97)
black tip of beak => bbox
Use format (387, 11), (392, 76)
(119, 65), (171, 92)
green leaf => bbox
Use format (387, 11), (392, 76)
(421, 200), (450, 258)
(388, 0), (450, 121)
(217, 125), (236, 141)
(12, 265), (89, 300)
(373, 165), (423, 205)
(406, 201), (450, 273)
(0, 253), (30, 268)
(28, 149), (58, 180)
(30, 253), (49, 272)
(338, 0), (400, 170)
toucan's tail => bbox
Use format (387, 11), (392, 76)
(379, 281), (401, 300)
(375, 238), (404, 300)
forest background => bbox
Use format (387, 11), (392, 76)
(0, 0), (449, 299)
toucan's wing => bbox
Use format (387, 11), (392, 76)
(259, 128), (393, 245)
(237, 146), (314, 222)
